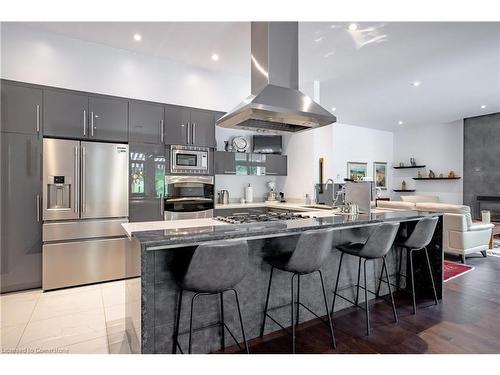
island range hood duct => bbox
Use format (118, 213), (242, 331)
(216, 22), (336, 133)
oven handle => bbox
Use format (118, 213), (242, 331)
(165, 197), (213, 202)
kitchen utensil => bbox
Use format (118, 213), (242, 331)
(220, 190), (229, 205)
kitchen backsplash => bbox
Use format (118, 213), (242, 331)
(215, 174), (286, 203)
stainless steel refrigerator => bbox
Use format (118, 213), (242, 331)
(42, 138), (139, 290)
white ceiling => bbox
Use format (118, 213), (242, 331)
(15, 21), (500, 130)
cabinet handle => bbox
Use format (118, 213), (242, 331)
(224, 171), (236, 174)
(266, 172), (278, 175)
(74, 146), (80, 213)
(90, 112), (94, 137)
(160, 120), (164, 143)
(192, 122), (196, 144)
(186, 122), (190, 144)
(83, 110), (87, 136)
(36, 105), (40, 133)
(36, 194), (40, 222)
(159, 195), (164, 218)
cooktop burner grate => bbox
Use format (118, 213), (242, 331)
(214, 212), (310, 224)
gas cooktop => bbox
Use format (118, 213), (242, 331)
(214, 212), (310, 224)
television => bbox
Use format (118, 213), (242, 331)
(252, 135), (282, 154)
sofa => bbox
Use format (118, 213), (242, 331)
(377, 195), (494, 263)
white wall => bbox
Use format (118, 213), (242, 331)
(393, 120), (463, 204)
(282, 123), (394, 201)
(0, 23), (249, 112)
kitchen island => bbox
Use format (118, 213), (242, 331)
(123, 209), (443, 354)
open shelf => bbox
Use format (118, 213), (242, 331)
(393, 165), (426, 169)
(413, 177), (461, 180)
(393, 189), (416, 192)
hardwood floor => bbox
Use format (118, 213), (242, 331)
(220, 254), (500, 354)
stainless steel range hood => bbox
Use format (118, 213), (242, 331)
(216, 22), (336, 133)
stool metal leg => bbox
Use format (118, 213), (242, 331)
(383, 256), (398, 323)
(291, 273), (296, 354)
(296, 275), (301, 327)
(188, 293), (201, 354)
(261, 266), (274, 337)
(375, 260), (384, 298)
(173, 288), (184, 354)
(318, 270), (336, 349)
(231, 289), (249, 354)
(330, 252), (344, 315)
(364, 259), (371, 336)
(397, 247), (404, 289)
(355, 257), (362, 306)
(220, 292), (225, 350)
(423, 247), (439, 306)
(409, 249), (417, 315)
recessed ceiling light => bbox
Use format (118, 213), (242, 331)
(331, 107), (337, 112)
(412, 81), (421, 87)
(481, 104), (487, 109)
(398, 121), (404, 125)
(348, 23), (358, 31)
(133, 33), (142, 42)
(211, 53), (219, 61)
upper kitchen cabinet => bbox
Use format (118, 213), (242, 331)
(129, 101), (165, 144)
(164, 105), (190, 145)
(1, 81), (42, 135)
(88, 96), (128, 142)
(43, 88), (89, 139)
(190, 109), (216, 147)
(266, 154), (287, 176)
(164, 105), (215, 147)
(214, 151), (236, 174)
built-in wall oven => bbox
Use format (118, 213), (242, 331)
(170, 145), (209, 174)
(164, 175), (214, 220)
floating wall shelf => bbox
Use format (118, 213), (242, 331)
(393, 189), (416, 192)
(393, 165), (426, 169)
(413, 177), (461, 180)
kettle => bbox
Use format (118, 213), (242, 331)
(220, 190), (229, 205)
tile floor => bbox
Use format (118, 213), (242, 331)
(0, 278), (139, 354)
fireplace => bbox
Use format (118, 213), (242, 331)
(477, 196), (500, 222)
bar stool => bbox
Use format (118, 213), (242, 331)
(376, 216), (439, 314)
(173, 240), (250, 354)
(331, 222), (400, 336)
(261, 227), (336, 353)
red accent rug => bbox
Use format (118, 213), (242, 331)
(444, 260), (474, 282)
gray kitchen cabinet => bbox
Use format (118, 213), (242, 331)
(164, 105), (215, 147)
(266, 154), (287, 176)
(1, 81), (42, 135)
(129, 199), (164, 222)
(214, 151), (236, 174)
(164, 105), (190, 145)
(129, 101), (165, 144)
(1, 132), (42, 293)
(43, 88), (89, 139)
(190, 109), (216, 147)
(89, 96), (128, 142)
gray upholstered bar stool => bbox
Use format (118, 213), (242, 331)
(173, 240), (250, 354)
(376, 216), (439, 315)
(331, 222), (400, 336)
(260, 227), (336, 353)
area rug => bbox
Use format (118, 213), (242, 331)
(444, 260), (474, 282)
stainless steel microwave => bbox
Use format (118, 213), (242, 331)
(170, 145), (209, 174)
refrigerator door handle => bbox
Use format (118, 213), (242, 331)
(81, 146), (86, 213)
(74, 146), (80, 213)
(159, 194), (164, 219)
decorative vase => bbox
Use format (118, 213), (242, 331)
(428, 170), (436, 178)
(417, 171), (422, 178)
(401, 180), (407, 190)
(410, 158), (416, 166)
(448, 171), (456, 178)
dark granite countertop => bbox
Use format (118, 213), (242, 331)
(132, 211), (442, 250)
